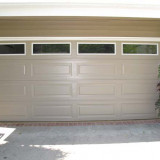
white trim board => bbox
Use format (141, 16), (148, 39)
(1, 37), (160, 42)
(0, 3), (160, 18)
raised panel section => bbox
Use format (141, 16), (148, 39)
(0, 83), (27, 100)
(122, 82), (156, 98)
(0, 62), (26, 80)
(0, 84), (26, 96)
(31, 62), (72, 80)
(79, 104), (115, 116)
(121, 103), (155, 115)
(0, 102), (27, 117)
(33, 83), (72, 98)
(79, 83), (116, 96)
(77, 63), (117, 78)
(32, 103), (72, 118)
(122, 63), (157, 79)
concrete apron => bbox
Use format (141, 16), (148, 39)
(0, 120), (160, 160)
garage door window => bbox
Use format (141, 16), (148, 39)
(32, 43), (71, 55)
(0, 43), (26, 55)
(122, 43), (158, 55)
(78, 43), (116, 55)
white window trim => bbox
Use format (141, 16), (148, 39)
(0, 43), (26, 56)
(121, 43), (159, 55)
(31, 42), (71, 55)
(77, 42), (116, 55)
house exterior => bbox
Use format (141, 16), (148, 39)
(0, 1), (160, 121)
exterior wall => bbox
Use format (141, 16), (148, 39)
(0, 17), (160, 37)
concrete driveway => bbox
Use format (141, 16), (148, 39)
(0, 122), (160, 160)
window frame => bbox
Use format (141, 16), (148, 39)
(32, 42), (71, 55)
(121, 43), (159, 55)
(0, 43), (26, 56)
(77, 42), (116, 55)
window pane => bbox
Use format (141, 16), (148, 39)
(78, 44), (115, 54)
(123, 44), (157, 54)
(0, 44), (25, 54)
(33, 44), (70, 54)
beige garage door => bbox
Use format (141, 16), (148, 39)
(0, 40), (159, 121)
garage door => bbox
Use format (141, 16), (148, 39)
(0, 40), (159, 121)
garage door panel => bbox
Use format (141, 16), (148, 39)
(32, 104), (72, 117)
(121, 103), (155, 115)
(0, 102), (28, 120)
(31, 62), (72, 80)
(32, 83), (73, 98)
(122, 62), (158, 79)
(31, 103), (74, 120)
(78, 83), (116, 96)
(78, 104), (115, 116)
(122, 82), (157, 99)
(120, 114), (156, 120)
(77, 62), (119, 79)
(0, 61), (27, 80)
(120, 102), (156, 119)
(0, 83), (28, 101)
(77, 103), (118, 120)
